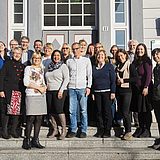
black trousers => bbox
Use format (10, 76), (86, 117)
(94, 92), (112, 131)
(117, 92), (132, 133)
(153, 100), (160, 135)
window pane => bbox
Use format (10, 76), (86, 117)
(71, 4), (82, 14)
(84, 16), (95, 26)
(57, 16), (69, 26)
(44, 16), (55, 26)
(14, 0), (23, 2)
(71, 16), (82, 26)
(116, 30), (125, 48)
(57, 4), (68, 14)
(115, 0), (124, 2)
(115, 3), (124, 12)
(44, 4), (55, 14)
(57, 0), (68, 2)
(71, 0), (82, 2)
(84, 0), (95, 2)
(14, 4), (23, 13)
(14, 14), (23, 23)
(14, 31), (22, 43)
(84, 4), (95, 14)
(115, 13), (124, 23)
(44, 0), (55, 2)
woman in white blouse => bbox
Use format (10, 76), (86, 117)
(22, 52), (47, 150)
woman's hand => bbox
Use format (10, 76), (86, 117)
(38, 86), (47, 94)
(110, 93), (115, 100)
(58, 91), (63, 99)
(142, 87), (148, 96)
(0, 91), (5, 98)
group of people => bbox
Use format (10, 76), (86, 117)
(0, 37), (160, 151)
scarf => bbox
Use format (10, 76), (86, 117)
(117, 60), (130, 88)
(48, 61), (63, 72)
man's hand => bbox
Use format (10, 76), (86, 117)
(85, 88), (90, 96)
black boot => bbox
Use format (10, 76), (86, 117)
(102, 129), (111, 138)
(31, 138), (45, 149)
(94, 128), (104, 138)
(1, 114), (11, 139)
(10, 116), (20, 138)
(132, 127), (143, 138)
(22, 138), (31, 150)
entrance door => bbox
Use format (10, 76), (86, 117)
(43, 30), (98, 49)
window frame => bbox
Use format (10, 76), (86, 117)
(42, 0), (97, 30)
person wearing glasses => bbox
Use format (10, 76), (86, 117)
(0, 47), (25, 139)
(22, 52), (47, 150)
(7, 39), (19, 58)
(61, 43), (72, 63)
(20, 36), (34, 66)
(66, 42), (92, 138)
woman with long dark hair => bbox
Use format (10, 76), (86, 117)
(131, 43), (153, 138)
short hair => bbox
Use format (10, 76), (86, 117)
(12, 47), (22, 54)
(71, 42), (81, 49)
(79, 39), (87, 45)
(128, 39), (138, 47)
(20, 36), (30, 42)
(9, 39), (19, 45)
(31, 52), (42, 60)
(51, 50), (63, 61)
(34, 39), (43, 47)
(44, 43), (54, 52)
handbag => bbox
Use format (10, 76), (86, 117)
(152, 85), (160, 101)
(7, 90), (21, 115)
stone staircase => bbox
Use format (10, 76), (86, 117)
(0, 123), (160, 160)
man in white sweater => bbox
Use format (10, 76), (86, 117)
(66, 42), (92, 138)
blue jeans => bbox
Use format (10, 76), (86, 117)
(69, 88), (88, 133)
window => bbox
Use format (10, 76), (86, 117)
(43, 0), (96, 28)
(115, 0), (125, 23)
(111, 0), (129, 50)
(8, 0), (27, 44)
(14, 0), (23, 23)
(115, 30), (125, 49)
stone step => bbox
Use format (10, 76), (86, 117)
(0, 147), (160, 160)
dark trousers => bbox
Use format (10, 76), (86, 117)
(138, 111), (152, 131)
(117, 92), (132, 133)
(153, 100), (160, 135)
(94, 92), (112, 131)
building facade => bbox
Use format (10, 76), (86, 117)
(0, 0), (160, 52)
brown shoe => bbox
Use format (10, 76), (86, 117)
(121, 132), (133, 140)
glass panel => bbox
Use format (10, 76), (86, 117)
(116, 30), (125, 48)
(115, 0), (124, 2)
(57, 16), (69, 26)
(84, 0), (95, 2)
(115, 3), (124, 12)
(44, 4), (55, 14)
(14, 4), (23, 13)
(14, 31), (22, 43)
(44, 16), (55, 26)
(115, 13), (124, 23)
(84, 4), (95, 14)
(71, 0), (82, 3)
(57, 4), (68, 14)
(14, 0), (23, 2)
(44, 0), (55, 2)
(71, 4), (82, 14)
(71, 16), (82, 26)
(57, 0), (68, 2)
(84, 16), (95, 26)
(14, 14), (23, 23)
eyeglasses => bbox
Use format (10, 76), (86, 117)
(72, 48), (79, 51)
(62, 47), (69, 50)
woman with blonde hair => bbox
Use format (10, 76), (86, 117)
(61, 43), (72, 63)
(92, 49), (116, 138)
(22, 52), (47, 150)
